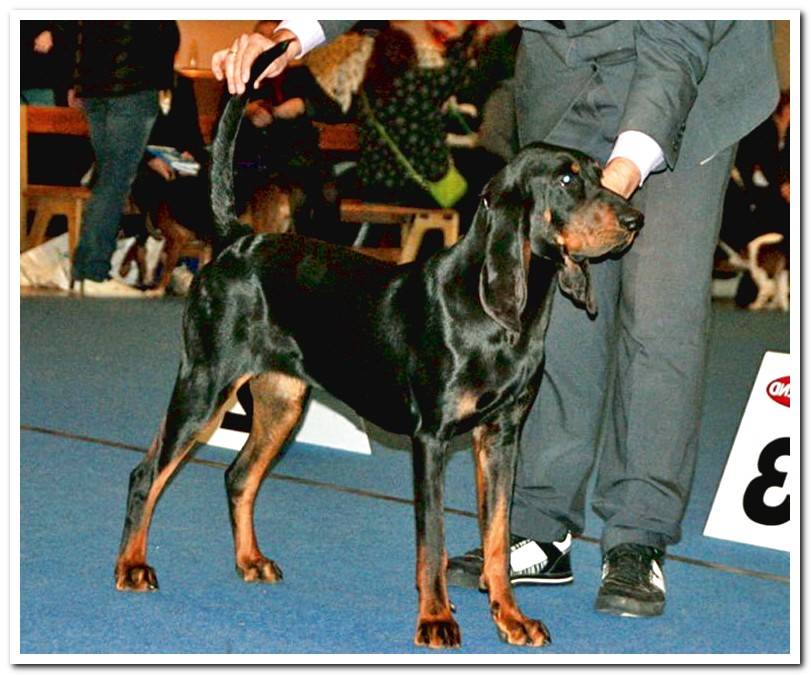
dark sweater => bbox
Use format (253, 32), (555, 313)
(358, 29), (474, 192)
(74, 20), (179, 98)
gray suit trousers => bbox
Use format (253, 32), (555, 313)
(510, 57), (735, 552)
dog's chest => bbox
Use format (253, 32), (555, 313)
(443, 343), (544, 429)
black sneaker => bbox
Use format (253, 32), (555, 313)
(446, 533), (574, 589)
(594, 543), (666, 617)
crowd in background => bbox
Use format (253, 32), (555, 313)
(21, 19), (790, 300)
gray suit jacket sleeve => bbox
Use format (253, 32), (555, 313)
(619, 21), (718, 168)
(318, 20), (361, 43)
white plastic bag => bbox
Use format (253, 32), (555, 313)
(20, 233), (72, 290)
(20, 234), (165, 290)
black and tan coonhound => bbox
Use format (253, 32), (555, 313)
(114, 45), (643, 649)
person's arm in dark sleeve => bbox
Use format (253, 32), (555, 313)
(320, 21), (361, 42)
(173, 77), (208, 161)
(52, 22), (78, 102)
(619, 20), (716, 170)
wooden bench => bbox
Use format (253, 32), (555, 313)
(20, 104), (211, 274)
(338, 200), (459, 263)
(311, 122), (460, 263)
(22, 86), (461, 266)
(21, 105), (91, 255)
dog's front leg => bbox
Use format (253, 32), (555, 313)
(472, 418), (550, 647)
(411, 433), (460, 649)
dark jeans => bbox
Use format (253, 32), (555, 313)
(72, 90), (158, 281)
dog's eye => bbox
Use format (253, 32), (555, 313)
(559, 174), (573, 188)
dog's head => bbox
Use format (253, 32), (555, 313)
(477, 142), (643, 333)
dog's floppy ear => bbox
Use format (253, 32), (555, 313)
(558, 255), (597, 317)
(478, 185), (528, 338)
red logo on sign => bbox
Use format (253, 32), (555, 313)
(766, 376), (790, 407)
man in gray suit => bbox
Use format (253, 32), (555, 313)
(215, 19), (779, 618)
(451, 19), (779, 618)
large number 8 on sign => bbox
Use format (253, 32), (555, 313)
(742, 437), (790, 526)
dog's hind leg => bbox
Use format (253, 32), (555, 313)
(411, 433), (461, 649)
(114, 366), (252, 591)
(748, 270), (771, 310)
(225, 371), (309, 583)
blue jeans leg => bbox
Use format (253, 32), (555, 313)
(21, 89), (56, 106)
(72, 90), (158, 281)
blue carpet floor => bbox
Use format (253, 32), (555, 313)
(18, 297), (791, 656)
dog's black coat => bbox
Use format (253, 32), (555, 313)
(115, 47), (643, 649)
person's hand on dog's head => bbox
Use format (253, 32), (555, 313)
(212, 30), (301, 95)
(601, 157), (641, 200)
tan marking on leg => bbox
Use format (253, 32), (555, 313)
(115, 430), (199, 591)
(472, 424), (550, 646)
(414, 543), (459, 648)
(230, 372), (307, 576)
(472, 425), (490, 555)
(482, 492), (511, 599)
(482, 492), (550, 647)
(456, 390), (479, 420)
(118, 374), (254, 578)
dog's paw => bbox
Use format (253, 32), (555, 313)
(492, 608), (550, 647)
(414, 616), (461, 649)
(144, 287), (166, 299)
(237, 557), (283, 584)
(115, 563), (159, 592)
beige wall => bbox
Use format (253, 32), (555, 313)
(176, 20), (262, 69)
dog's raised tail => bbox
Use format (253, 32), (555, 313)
(210, 40), (293, 252)
(717, 239), (747, 269)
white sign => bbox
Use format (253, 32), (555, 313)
(206, 389), (372, 455)
(704, 351), (791, 552)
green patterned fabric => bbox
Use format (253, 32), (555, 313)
(357, 37), (471, 195)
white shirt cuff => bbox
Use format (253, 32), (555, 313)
(275, 19), (326, 58)
(608, 130), (666, 186)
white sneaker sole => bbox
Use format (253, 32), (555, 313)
(512, 575), (574, 586)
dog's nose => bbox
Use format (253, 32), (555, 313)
(620, 210), (644, 232)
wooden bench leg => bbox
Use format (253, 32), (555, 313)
(26, 203), (54, 251)
(399, 212), (460, 264)
(441, 212), (459, 248)
(67, 198), (83, 261)
(21, 198), (29, 252)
